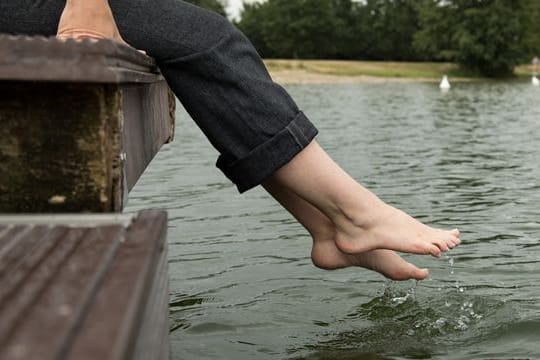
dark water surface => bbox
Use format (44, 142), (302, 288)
(126, 81), (540, 359)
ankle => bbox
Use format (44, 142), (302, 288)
(327, 184), (384, 228)
(334, 198), (383, 232)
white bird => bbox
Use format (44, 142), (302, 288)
(439, 75), (451, 90)
(532, 76), (539, 86)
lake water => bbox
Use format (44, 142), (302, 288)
(126, 81), (540, 359)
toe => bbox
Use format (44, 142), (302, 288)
(434, 238), (450, 252)
(401, 265), (429, 281)
(387, 264), (429, 281)
(428, 244), (441, 257)
(412, 268), (429, 280)
(446, 236), (458, 248)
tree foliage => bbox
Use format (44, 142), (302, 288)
(235, 0), (540, 76)
(415, 0), (536, 76)
(354, 0), (421, 61)
(237, 0), (347, 58)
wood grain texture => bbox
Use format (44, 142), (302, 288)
(0, 35), (161, 83)
(0, 36), (176, 212)
(0, 82), (122, 212)
(0, 210), (169, 360)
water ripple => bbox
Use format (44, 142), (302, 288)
(126, 81), (540, 359)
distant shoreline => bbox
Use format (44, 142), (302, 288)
(268, 69), (441, 84)
(264, 59), (535, 84)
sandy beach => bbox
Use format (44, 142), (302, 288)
(268, 69), (438, 84)
(264, 59), (535, 84)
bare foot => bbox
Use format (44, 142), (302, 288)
(267, 141), (460, 259)
(311, 236), (429, 281)
(334, 201), (460, 257)
(56, 0), (127, 44)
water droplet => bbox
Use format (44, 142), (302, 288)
(435, 318), (447, 328)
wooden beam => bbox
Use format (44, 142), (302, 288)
(0, 36), (175, 213)
(0, 210), (169, 360)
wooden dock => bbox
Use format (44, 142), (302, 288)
(0, 210), (169, 360)
(0, 35), (175, 212)
(0, 36), (174, 359)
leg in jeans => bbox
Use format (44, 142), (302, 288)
(0, 0), (317, 193)
(0, 0), (460, 280)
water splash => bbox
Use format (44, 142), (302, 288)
(306, 287), (512, 359)
(442, 253), (466, 294)
(443, 253), (455, 274)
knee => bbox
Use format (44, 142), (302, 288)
(114, 0), (236, 62)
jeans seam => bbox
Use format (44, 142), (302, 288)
(288, 117), (308, 146)
(160, 31), (233, 64)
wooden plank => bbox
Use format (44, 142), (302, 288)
(0, 36), (175, 213)
(0, 210), (169, 360)
(0, 82), (122, 212)
(121, 82), (173, 191)
(66, 210), (169, 360)
(0, 35), (161, 83)
(132, 235), (171, 360)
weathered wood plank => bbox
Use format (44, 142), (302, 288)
(0, 210), (169, 360)
(0, 35), (160, 83)
(0, 36), (175, 213)
(0, 82), (122, 212)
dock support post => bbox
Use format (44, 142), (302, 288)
(0, 36), (175, 213)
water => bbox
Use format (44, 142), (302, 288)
(126, 81), (540, 359)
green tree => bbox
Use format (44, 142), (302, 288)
(237, 0), (351, 59)
(354, 0), (422, 60)
(236, 0), (537, 72)
(415, 0), (534, 76)
(264, 0), (346, 58)
(522, 0), (540, 59)
(235, 2), (273, 57)
(237, 0), (422, 60)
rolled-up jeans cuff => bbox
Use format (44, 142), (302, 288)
(216, 111), (318, 193)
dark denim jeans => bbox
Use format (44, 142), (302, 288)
(0, 0), (318, 192)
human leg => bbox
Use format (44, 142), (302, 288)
(0, 1), (460, 260)
(266, 141), (460, 257)
(0, 0), (318, 194)
(263, 178), (430, 280)
(52, 2), (460, 259)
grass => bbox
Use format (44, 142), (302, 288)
(264, 59), (538, 80)
(515, 64), (539, 77)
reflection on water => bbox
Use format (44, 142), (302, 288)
(127, 80), (540, 359)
